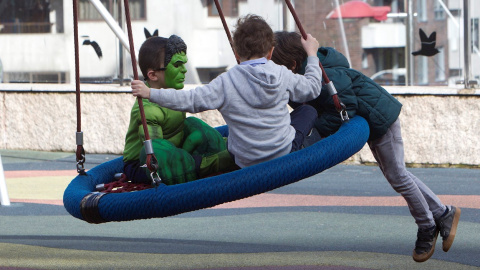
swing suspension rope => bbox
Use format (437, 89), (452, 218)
(122, 0), (161, 186)
(64, 1), (370, 224)
(213, 0), (239, 64)
(284, 0), (348, 122)
(214, 0), (348, 122)
(72, 0), (346, 186)
(72, 0), (161, 185)
(73, 0), (85, 175)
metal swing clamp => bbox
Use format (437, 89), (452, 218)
(144, 139), (162, 186)
(76, 131), (86, 175)
(76, 160), (86, 175)
(339, 103), (349, 122)
(325, 81), (349, 122)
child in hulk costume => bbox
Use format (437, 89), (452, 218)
(123, 35), (236, 185)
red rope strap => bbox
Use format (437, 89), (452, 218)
(97, 174), (152, 193)
(123, 0), (159, 179)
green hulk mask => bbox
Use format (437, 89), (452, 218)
(165, 51), (188, 89)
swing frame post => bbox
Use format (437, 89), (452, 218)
(0, 154), (11, 206)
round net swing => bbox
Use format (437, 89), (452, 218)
(63, 0), (370, 224)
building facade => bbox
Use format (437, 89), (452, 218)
(0, 0), (477, 87)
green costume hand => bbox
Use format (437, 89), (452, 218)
(182, 117), (226, 156)
(198, 149), (238, 178)
(139, 138), (196, 185)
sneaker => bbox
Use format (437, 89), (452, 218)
(437, 205), (461, 252)
(412, 225), (439, 262)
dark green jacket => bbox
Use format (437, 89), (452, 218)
(297, 47), (402, 141)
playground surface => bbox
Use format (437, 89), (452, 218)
(0, 149), (479, 270)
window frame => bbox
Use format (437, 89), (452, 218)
(417, 0), (427, 22)
(207, 0), (239, 17)
(78, 0), (146, 22)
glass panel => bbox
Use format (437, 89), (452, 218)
(0, 0), (477, 87)
(0, 0), (54, 33)
(79, 0), (144, 21)
(208, 0), (239, 17)
(417, 0), (427, 22)
(294, 0), (478, 88)
(209, 0), (221, 16)
(435, 47), (446, 81)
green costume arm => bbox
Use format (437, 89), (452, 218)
(124, 100), (184, 162)
(138, 102), (165, 142)
(182, 117), (226, 156)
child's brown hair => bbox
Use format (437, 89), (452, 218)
(271, 31), (307, 74)
(232, 14), (275, 60)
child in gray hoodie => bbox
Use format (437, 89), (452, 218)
(132, 14), (322, 168)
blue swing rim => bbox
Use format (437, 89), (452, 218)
(63, 116), (369, 223)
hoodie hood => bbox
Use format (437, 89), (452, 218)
(299, 47), (350, 75)
(228, 61), (286, 108)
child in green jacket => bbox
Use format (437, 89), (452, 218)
(271, 31), (460, 263)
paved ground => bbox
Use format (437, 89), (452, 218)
(0, 149), (479, 269)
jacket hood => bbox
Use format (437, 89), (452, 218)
(299, 47), (349, 75)
(229, 61), (285, 108)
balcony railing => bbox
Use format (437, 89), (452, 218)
(0, 22), (53, 34)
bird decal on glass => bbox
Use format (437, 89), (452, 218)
(82, 36), (103, 59)
(144, 28), (158, 39)
(412, 28), (439, 57)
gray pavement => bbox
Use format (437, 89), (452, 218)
(0, 150), (479, 269)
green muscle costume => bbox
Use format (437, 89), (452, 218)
(123, 36), (235, 185)
(123, 98), (186, 163)
(123, 85), (234, 185)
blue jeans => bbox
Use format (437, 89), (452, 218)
(290, 104), (318, 152)
(368, 118), (446, 228)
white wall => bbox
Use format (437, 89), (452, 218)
(1, 84), (480, 167)
(0, 34), (70, 73)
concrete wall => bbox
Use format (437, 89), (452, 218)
(1, 84), (479, 167)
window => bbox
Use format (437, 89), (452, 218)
(207, 0), (239, 17)
(472, 18), (479, 52)
(362, 52), (369, 69)
(417, 0), (427, 22)
(435, 47), (446, 82)
(79, 0), (145, 21)
(417, 56), (428, 85)
(434, 1), (446, 20)
(0, 0), (53, 34)
(0, 58), (3, 83)
(3, 72), (68, 84)
(197, 67), (227, 84)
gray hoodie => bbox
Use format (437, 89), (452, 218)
(149, 56), (322, 168)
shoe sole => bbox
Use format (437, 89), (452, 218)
(443, 207), (461, 252)
(413, 230), (439, 263)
